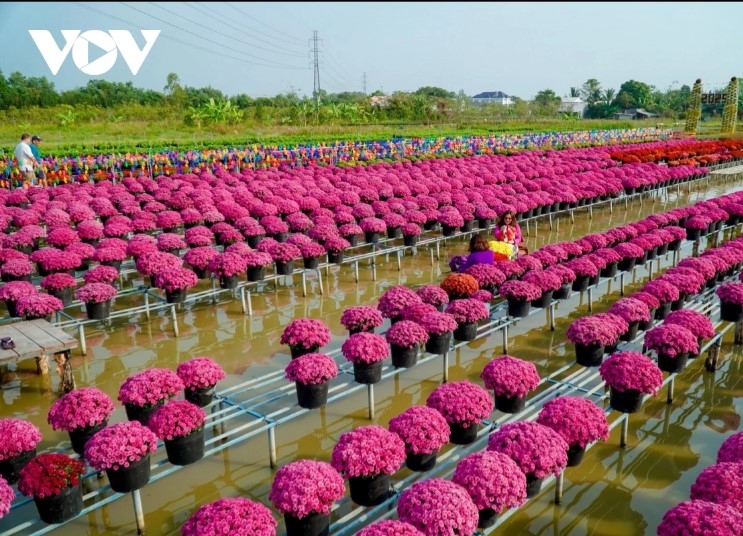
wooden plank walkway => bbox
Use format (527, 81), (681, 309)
(0, 319), (78, 392)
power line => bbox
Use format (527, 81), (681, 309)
(146, 2), (306, 59)
(322, 47), (359, 86)
(73, 2), (307, 71)
(227, 2), (306, 45)
(182, 2), (306, 57)
(118, 2), (306, 69)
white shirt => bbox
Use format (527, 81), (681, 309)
(14, 141), (34, 172)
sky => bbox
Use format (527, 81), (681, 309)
(0, 2), (740, 100)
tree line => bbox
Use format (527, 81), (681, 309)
(0, 71), (738, 127)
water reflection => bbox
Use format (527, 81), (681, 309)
(4, 178), (743, 535)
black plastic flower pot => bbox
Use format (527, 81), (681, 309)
(165, 289), (188, 304)
(453, 321), (478, 342)
(478, 508), (499, 529)
(247, 265), (266, 282)
(364, 231), (380, 244)
(572, 276), (590, 292)
(525, 473), (544, 498)
(639, 311), (656, 331)
(425, 332), (452, 354)
(85, 300), (112, 320)
(460, 220), (474, 233)
(655, 302), (672, 320)
(441, 225), (457, 237)
(685, 228), (702, 241)
(164, 428), (205, 466)
(34, 481), (83, 524)
(349, 474), (392, 507)
(353, 360), (383, 384)
(303, 257), (320, 270)
(386, 227), (401, 239)
(284, 511), (329, 536)
(391, 345), (418, 368)
(530, 290), (554, 309)
(495, 393), (526, 414)
(609, 388), (644, 414)
(0, 448), (36, 484)
(69, 422), (107, 456)
(553, 283), (572, 300)
(657, 243), (669, 256)
(646, 247), (657, 261)
(600, 262), (618, 278)
(566, 443), (586, 467)
(618, 258), (637, 272)
(275, 261), (294, 276)
(327, 251), (344, 264)
(507, 298), (531, 318)
(658, 352), (689, 374)
(219, 274), (240, 290)
(403, 234), (418, 247)
(620, 321), (640, 342)
(106, 454), (151, 493)
(668, 239), (682, 252)
(295, 381), (329, 409)
(720, 300), (743, 322)
(448, 421), (479, 445)
(405, 451), (437, 472)
(575, 342), (605, 367)
(477, 218), (492, 229)
(247, 235), (265, 248)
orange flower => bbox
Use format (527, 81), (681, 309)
(440, 274), (479, 298)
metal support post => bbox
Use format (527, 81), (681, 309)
(132, 489), (146, 535)
(170, 305), (179, 337)
(587, 288), (593, 312)
(301, 272), (307, 297)
(549, 303), (556, 331)
(268, 425), (277, 468)
(735, 321), (743, 344)
(620, 415), (629, 447)
(367, 384), (375, 420)
(144, 291), (150, 320)
(78, 324), (87, 356)
(554, 473), (564, 505)
(667, 376), (675, 404)
(240, 287), (247, 315)
(502, 324), (509, 354)
(443, 352), (449, 382)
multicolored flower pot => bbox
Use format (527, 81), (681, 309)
(284, 511), (329, 536)
(164, 428), (205, 466)
(295, 381), (329, 409)
(658, 352), (689, 374)
(34, 481), (83, 524)
(609, 388), (644, 414)
(349, 473), (392, 506)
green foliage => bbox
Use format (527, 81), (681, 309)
(614, 80), (653, 109)
(581, 79), (603, 105)
(414, 86), (456, 99)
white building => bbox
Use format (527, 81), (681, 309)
(558, 97), (589, 118)
(471, 91), (513, 106)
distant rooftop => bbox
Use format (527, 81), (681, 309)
(472, 91), (510, 99)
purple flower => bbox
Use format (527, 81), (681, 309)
(181, 497), (277, 536)
(464, 264), (507, 288)
(415, 285), (450, 308)
(377, 285), (422, 319)
(536, 396), (609, 448)
(269, 460), (345, 518)
(643, 279), (681, 304)
(487, 421), (569, 478)
(397, 479), (479, 536)
(418, 311), (458, 335)
(717, 431), (743, 464)
(608, 297), (651, 324)
(285, 353), (338, 385)
(521, 269), (563, 292)
(716, 282), (743, 305)
(599, 351), (663, 394)
(567, 314), (628, 346)
(426, 380), (494, 426)
(0, 476), (13, 518)
(207, 252), (247, 278)
(445, 298), (490, 324)
(75, 283), (117, 304)
(16, 294), (64, 318)
(499, 280), (542, 301)
(0, 281), (37, 302)
(331, 425), (406, 478)
(564, 257), (600, 278)
(389, 406), (450, 455)
(452, 450), (527, 513)
(83, 265), (120, 284)
(480, 355), (540, 398)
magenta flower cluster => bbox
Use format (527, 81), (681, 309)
(599, 351), (663, 394)
(716, 282), (743, 305)
(452, 450), (527, 513)
(341, 332), (389, 365)
(0, 281), (36, 302)
(280, 318), (332, 351)
(75, 282), (118, 304)
(418, 311), (458, 336)
(397, 479), (479, 536)
(180, 497), (277, 536)
(83, 265), (119, 284)
(385, 320), (429, 349)
(415, 285), (450, 308)
(498, 280), (542, 301)
(331, 425), (406, 478)
(657, 500), (743, 536)
(40, 272), (77, 292)
(149, 400), (206, 440)
(388, 406), (451, 455)
(480, 355), (541, 398)
(608, 297), (651, 324)
(16, 294), (64, 317)
(0, 418), (42, 460)
(717, 431), (743, 464)
(487, 421), (569, 478)
(426, 380), (494, 426)
(176, 357), (226, 391)
(118, 368), (185, 407)
(690, 462), (743, 511)
(285, 353), (339, 385)
(357, 521), (424, 536)
(644, 324), (699, 359)
(154, 267), (199, 292)
(664, 310), (715, 340)
(339, 305), (384, 332)
(47, 387), (115, 432)
(566, 313), (628, 346)
(536, 396), (609, 448)
(377, 285), (422, 319)
(268, 460), (345, 519)
(84, 421), (158, 471)
(0, 476), (13, 518)
(444, 298), (489, 324)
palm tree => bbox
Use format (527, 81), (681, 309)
(569, 87), (581, 98)
(603, 88), (616, 105)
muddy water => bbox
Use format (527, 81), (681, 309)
(2, 177), (743, 536)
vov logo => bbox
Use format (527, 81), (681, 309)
(28, 30), (161, 76)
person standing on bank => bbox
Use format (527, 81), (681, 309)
(30, 135), (46, 186)
(13, 133), (38, 189)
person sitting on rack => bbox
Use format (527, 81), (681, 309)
(453, 234), (496, 273)
(493, 211), (527, 259)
